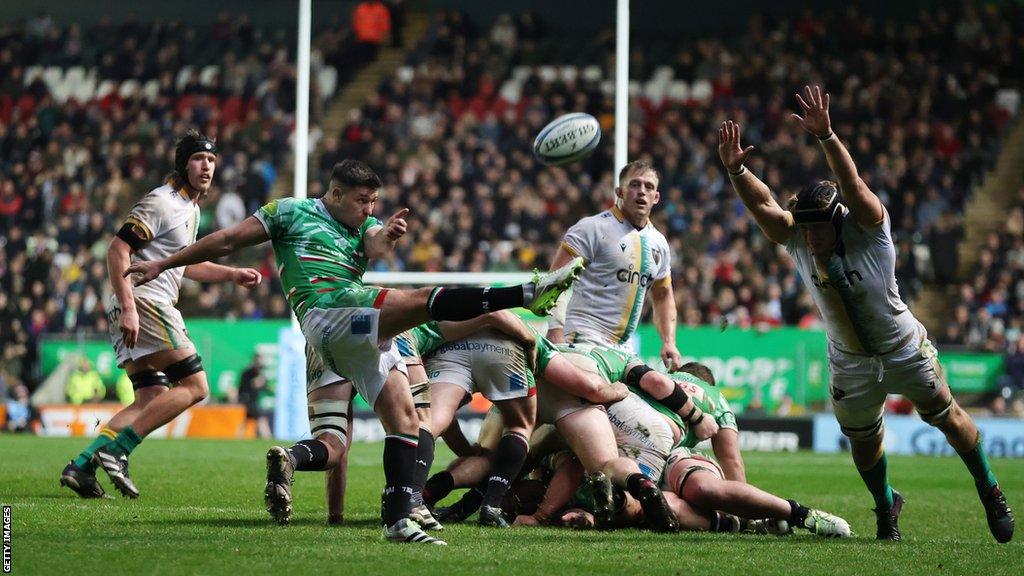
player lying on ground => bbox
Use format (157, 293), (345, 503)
(61, 131), (262, 500)
(515, 361), (850, 537)
(720, 85), (1013, 542)
(125, 159), (583, 545)
(426, 339), (720, 531)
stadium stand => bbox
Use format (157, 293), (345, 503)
(0, 11), (359, 391)
(1, 3), (1022, 403)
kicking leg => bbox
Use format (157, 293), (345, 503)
(375, 258), (585, 340)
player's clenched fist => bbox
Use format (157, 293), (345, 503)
(385, 208), (409, 242)
(233, 267), (262, 288)
(690, 412), (720, 441)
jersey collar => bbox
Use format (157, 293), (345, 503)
(314, 198), (361, 235)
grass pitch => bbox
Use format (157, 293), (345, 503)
(1, 435), (1021, 575)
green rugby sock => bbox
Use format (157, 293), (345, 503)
(957, 434), (998, 494)
(107, 426), (143, 457)
(858, 452), (894, 510)
(73, 426), (118, 469)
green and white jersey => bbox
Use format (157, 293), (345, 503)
(404, 322), (446, 358)
(553, 342), (641, 383)
(534, 333), (559, 376)
(667, 372), (737, 449)
(254, 198), (382, 321)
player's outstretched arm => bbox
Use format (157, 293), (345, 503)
(364, 208), (409, 259)
(125, 216), (269, 286)
(184, 262), (262, 288)
(791, 85), (884, 227)
(718, 121), (794, 245)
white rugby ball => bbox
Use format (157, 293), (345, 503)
(533, 112), (602, 166)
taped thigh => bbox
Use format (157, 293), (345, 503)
(129, 370), (171, 390)
(917, 396), (953, 426)
(164, 354), (204, 383)
(309, 398), (350, 447)
(839, 415), (885, 441)
(410, 380), (431, 410)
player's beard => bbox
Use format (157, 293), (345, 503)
(188, 176), (213, 200)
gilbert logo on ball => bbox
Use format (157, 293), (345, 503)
(533, 112), (602, 166)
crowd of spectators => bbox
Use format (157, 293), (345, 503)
(342, 5), (1019, 338)
(0, 11), (357, 393)
(942, 186), (1024, 384)
(1, 4), (1022, 403)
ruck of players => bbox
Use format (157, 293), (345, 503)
(60, 85), (1013, 547)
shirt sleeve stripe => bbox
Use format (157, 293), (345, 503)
(560, 241), (582, 258)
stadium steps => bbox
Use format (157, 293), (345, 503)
(914, 114), (1024, 332)
(270, 12), (430, 198)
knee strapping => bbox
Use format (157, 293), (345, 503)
(841, 416), (885, 441)
(164, 354), (203, 383)
(410, 381), (431, 409)
(309, 399), (350, 447)
(918, 398), (954, 426)
(129, 370), (170, 390)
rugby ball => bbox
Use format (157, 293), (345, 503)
(533, 112), (602, 166)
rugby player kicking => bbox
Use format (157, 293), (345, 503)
(127, 159), (583, 545)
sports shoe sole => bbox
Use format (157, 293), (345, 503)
(587, 473), (615, 530)
(638, 484), (679, 533)
(59, 468), (105, 499)
(527, 257), (585, 315)
(264, 447), (294, 525)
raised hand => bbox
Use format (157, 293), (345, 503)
(718, 120), (755, 173)
(791, 84), (832, 138)
(385, 208), (409, 242)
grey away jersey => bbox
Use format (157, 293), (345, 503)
(124, 184), (200, 303)
(785, 207), (918, 355)
(561, 206), (672, 350)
